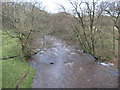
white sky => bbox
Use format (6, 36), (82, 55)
(12, 0), (118, 13)
(12, 0), (70, 13)
(35, 0), (71, 13)
(33, 0), (119, 13)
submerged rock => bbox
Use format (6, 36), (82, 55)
(50, 63), (54, 64)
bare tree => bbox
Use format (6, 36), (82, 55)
(2, 2), (46, 58)
(66, 0), (107, 57)
(102, 1), (120, 62)
(59, 0), (118, 61)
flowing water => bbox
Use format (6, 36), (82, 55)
(28, 35), (118, 88)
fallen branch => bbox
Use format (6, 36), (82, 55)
(1, 49), (47, 60)
(0, 55), (21, 60)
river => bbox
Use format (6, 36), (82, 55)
(28, 34), (118, 88)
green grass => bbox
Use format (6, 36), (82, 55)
(1, 31), (35, 88)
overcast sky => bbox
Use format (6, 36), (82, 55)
(36, 0), (119, 13)
(34, 0), (71, 13)
(13, 0), (118, 13)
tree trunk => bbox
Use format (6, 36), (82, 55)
(117, 18), (120, 70)
(118, 29), (120, 88)
(118, 30), (120, 66)
(113, 27), (115, 57)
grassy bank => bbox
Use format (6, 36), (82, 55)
(1, 31), (35, 88)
